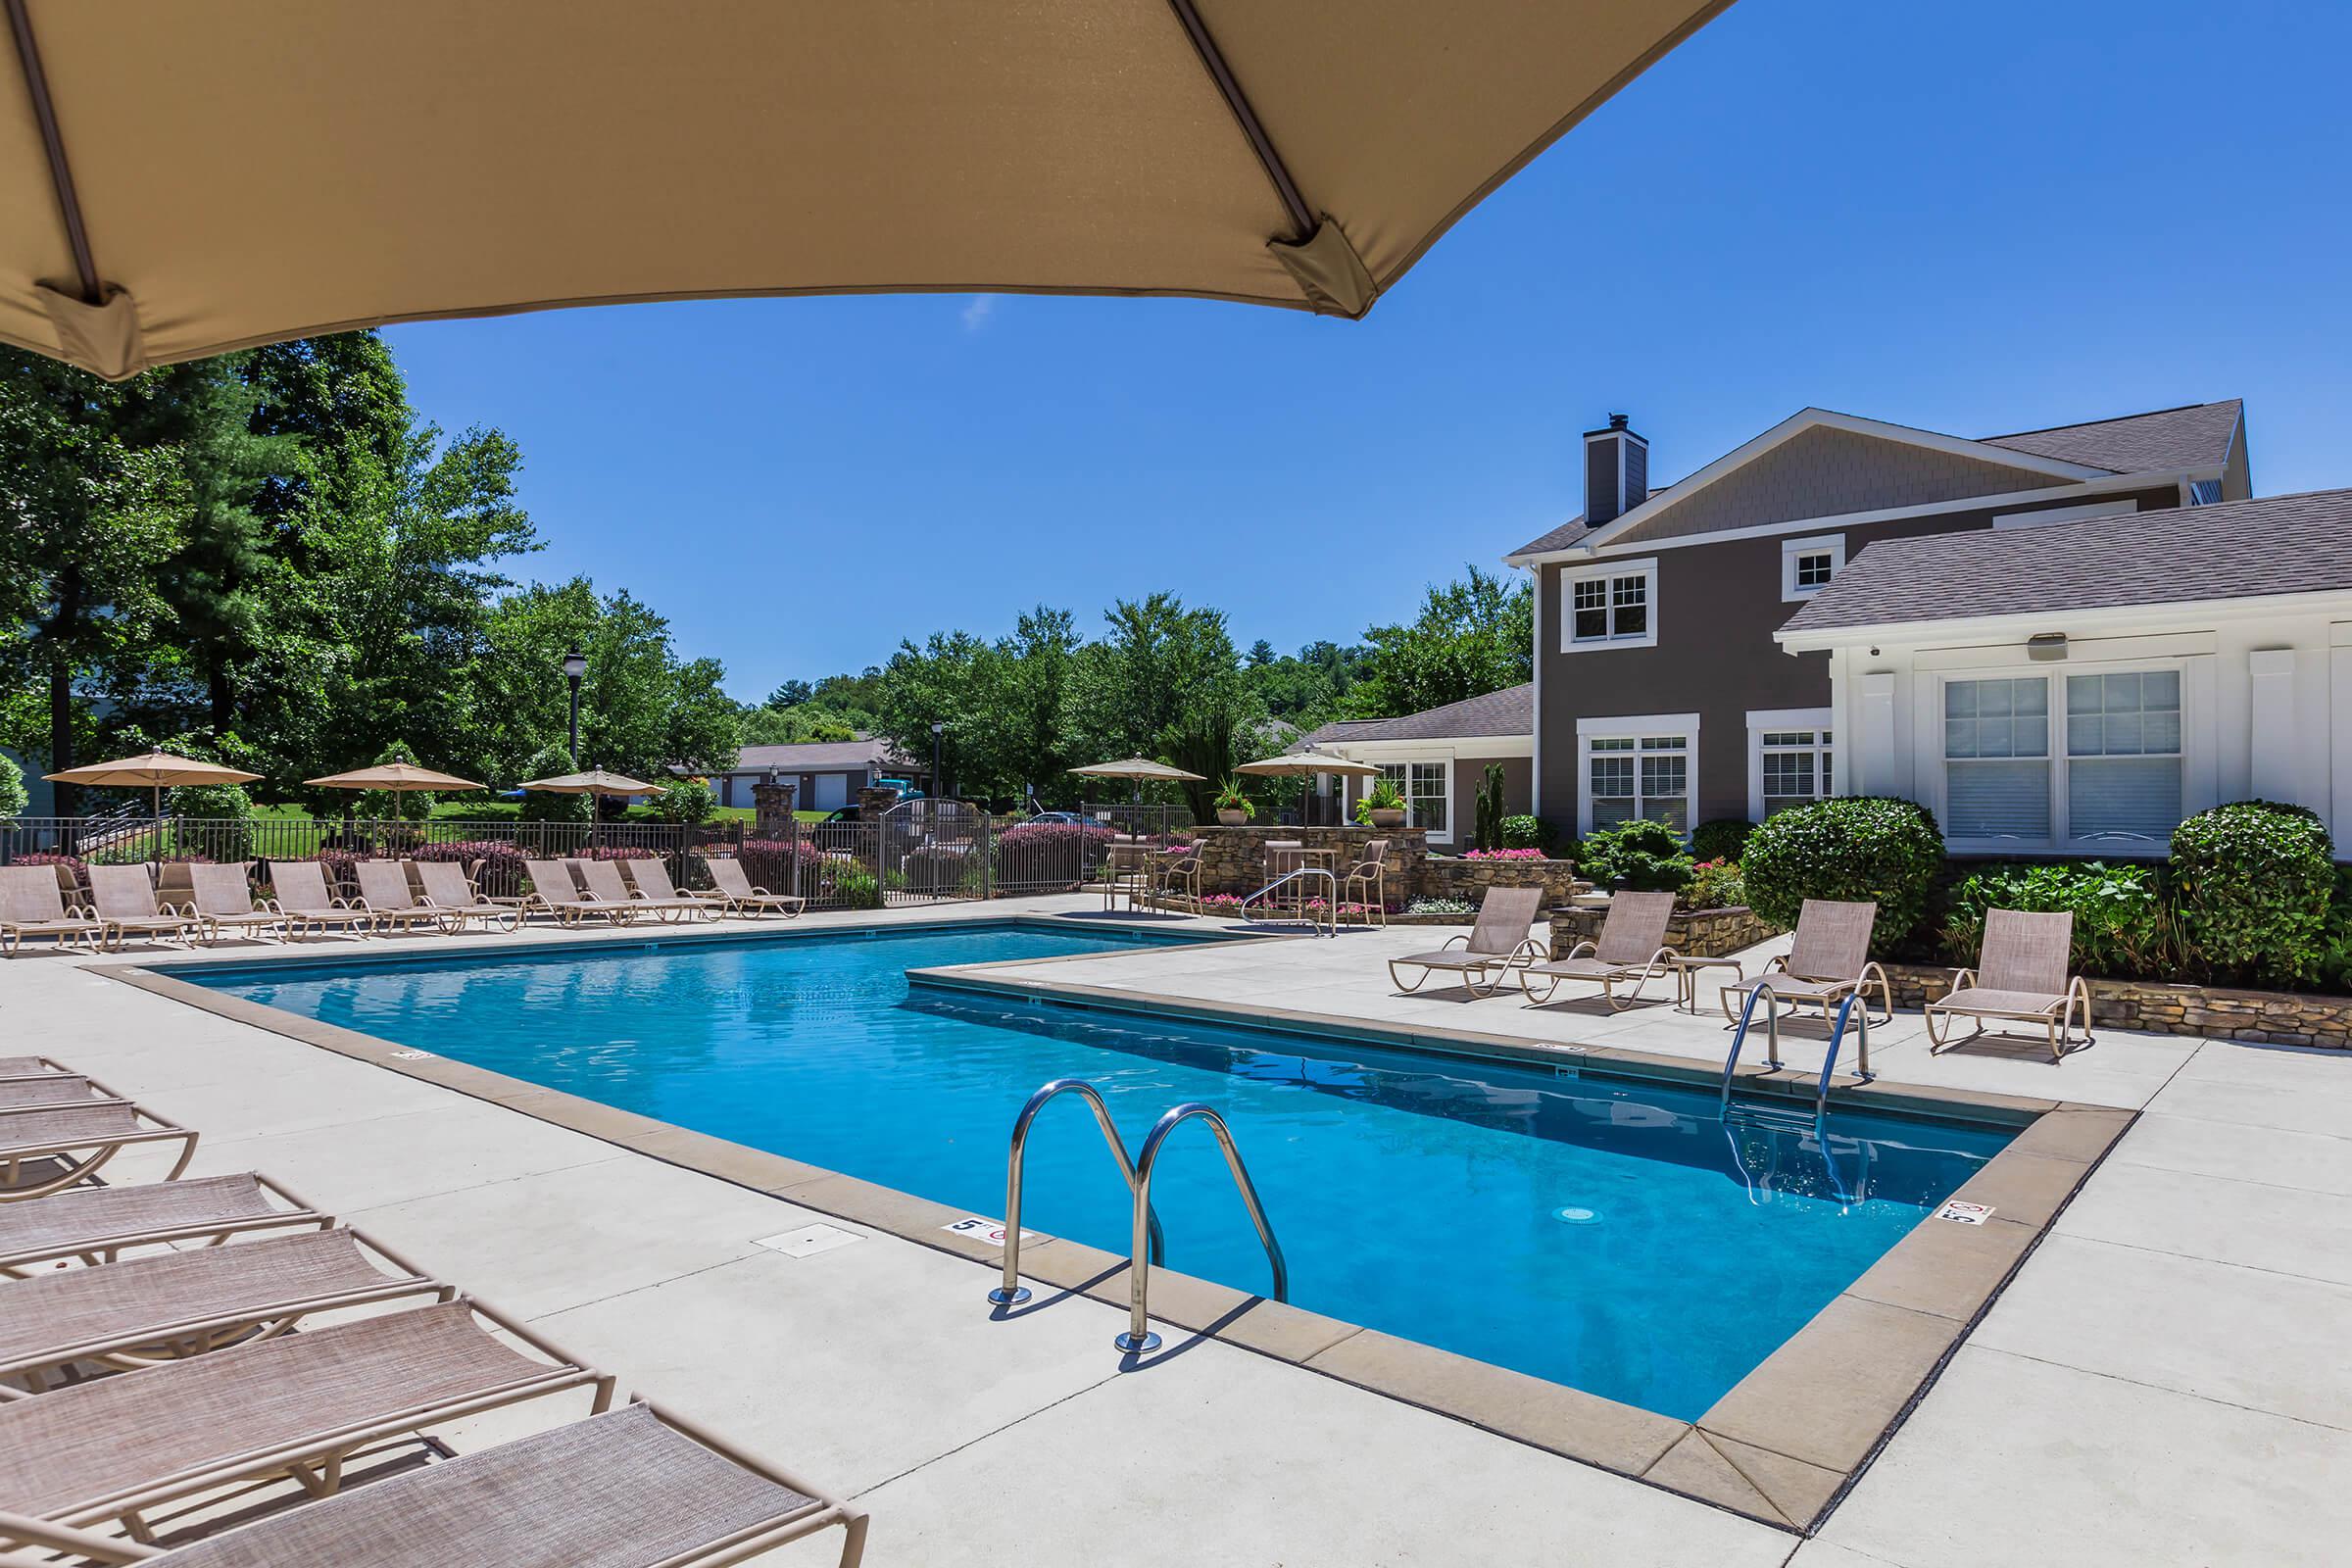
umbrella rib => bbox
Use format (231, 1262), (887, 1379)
(4, 0), (100, 302)
(1162, 0), (1313, 241)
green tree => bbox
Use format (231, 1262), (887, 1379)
(764, 679), (815, 709)
(1066, 595), (1263, 816)
(0, 751), (27, 818)
(1348, 565), (1532, 719)
(740, 705), (858, 746)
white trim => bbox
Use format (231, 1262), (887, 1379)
(1992, 497), (2137, 530)
(1559, 556), (1659, 652)
(1575, 711), (1703, 737)
(1326, 734), (1532, 760)
(1505, 467), (2211, 566)
(1574, 712), (1700, 839)
(1780, 534), (1845, 602)
(1744, 707), (1835, 823)
(1779, 585), (2352, 653)
(1528, 565), (1544, 817)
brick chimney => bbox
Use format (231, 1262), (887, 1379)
(1583, 413), (1648, 527)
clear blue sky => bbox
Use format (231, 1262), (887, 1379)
(385, 0), (2350, 705)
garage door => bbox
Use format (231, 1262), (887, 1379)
(809, 773), (849, 809)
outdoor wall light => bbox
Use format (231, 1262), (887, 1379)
(2026, 633), (2069, 662)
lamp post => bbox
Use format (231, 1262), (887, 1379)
(929, 721), (947, 801)
(562, 648), (587, 767)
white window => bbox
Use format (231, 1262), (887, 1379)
(1561, 558), (1658, 650)
(1760, 729), (1834, 815)
(1375, 761), (1450, 840)
(1940, 669), (2184, 850)
(1780, 535), (1845, 601)
(1578, 715), (1696, 835)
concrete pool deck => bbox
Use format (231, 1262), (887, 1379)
(6, 898), (2349, 1564)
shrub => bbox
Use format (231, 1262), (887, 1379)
(1941, 860), (2173, 978)
(1575, 819), (1693, 894)
(2314, 867), (2352, 994)
(0, 751), (25, 818)
(1472, 763), (1506, 852)
(1498, 814), (1548, 852)
(2167, 801), (2335, 985)
(517, 746), (591, 824)
(1690, 818), (1754, 864)
(1741, 797), (1942, 949)
(649, 778), (715, 825)
(1680, 858), (1745, 911)
(356, 742), (435, 821)
(167, 781), (253, 862)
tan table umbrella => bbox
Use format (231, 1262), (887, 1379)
(1235, 747), (1381, 827)
(516, 770), (666, 798)
(44, 750), (260, 817)
(0, 1), (1731, 378)
(305, 762), (485, 793)
(1069, 757), (1206, 807)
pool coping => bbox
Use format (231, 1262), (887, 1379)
(98, 917), (2131, 1536)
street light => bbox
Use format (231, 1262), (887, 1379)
(562, 648), (587, 766)
(930, 721), (947, 801)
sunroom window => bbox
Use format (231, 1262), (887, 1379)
(1941, 670), (2187, 849)
(1944, 677), (2049, 841)
(2067, 671), (2181, 845)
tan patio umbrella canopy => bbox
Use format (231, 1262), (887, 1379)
(304, 763), (485, 793)
(1069, 759), (1206, 784)
(43, 750), (261, 815)
(517, 770), (666, 797)
(1233, 750), (1381, 779)
(0, 0), (1731, 378)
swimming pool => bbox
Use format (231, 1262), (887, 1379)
(182, 920), (2011, 1420)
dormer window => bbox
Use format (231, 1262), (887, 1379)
(1781, 534), (1845, 602)
(1561, 558), (1658, 651)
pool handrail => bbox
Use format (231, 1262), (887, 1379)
(1237, 867), (1338, 936)
(1719, 980), (1873, 1119)
(988, 1078), (1164, 1307)
(1117, 1102), (1288, 1354)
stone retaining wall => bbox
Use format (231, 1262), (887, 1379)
(1415, 856), (1589, 907)
(1549, 903), (1779, 961)
(1185, 826), (1428, 900)
(1883, 963), (2352, 1049)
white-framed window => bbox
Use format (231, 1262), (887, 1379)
(1375, 760), (1451, 840)
(1939, 668), (2184, 850)
(1745, 708), (1835, 821)
(1561, 558), (1658, 651)
(1577, 714), (1697, 836)
(1780, 534), (1845, 601)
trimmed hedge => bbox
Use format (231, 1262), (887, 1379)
(1741, 797), (1942, 949)
(1575, 819), (1692, 893)
(1690, 818), (1755, 864)
(2167, 801), (2334, 986)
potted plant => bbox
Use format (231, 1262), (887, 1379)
(1357, 779), (1408, 829)
(1213, 779), (1255, 827)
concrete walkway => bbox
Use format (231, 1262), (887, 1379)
(5, 901), (2346, 1563)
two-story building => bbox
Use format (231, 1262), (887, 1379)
(1309, 398), (2280, 850)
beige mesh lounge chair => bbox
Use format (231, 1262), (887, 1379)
(1388, 886), (1547, 997)
(349, 859), (455, 935)
(0, 866), (105, 956)
(262, 862), (375, 940)
(1339, 838), (1390, 926)
(0, 1398), (869, 1568)
(0, 1055), (74, 1083)
(620, 857), (724, 921)
(0, 1226), (443, 1393)
(1517, 890), (1679, 1009)
(0, 1299), (609, 1549)
(0, 1100), (197, 1202)
(0, 1072), (113, 1110)
(575, 858), (699, 922)
(519, 858), (625, 926)
(1718, 899), (1892, 1024)
(410, 859), (522, 933)
(0, 1172), (326, 1278)
(84, 865), (199, 951)
(698, 855), (807, 918)
(1927, 907), (2092, 1061)
(179, 864), (286, 945)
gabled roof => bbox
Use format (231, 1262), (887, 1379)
(1506, 401), (2240, 564)
(713, 736), (910, 773)
(1778, 487), (2352, 640)
(1299, 682), (1533, 745)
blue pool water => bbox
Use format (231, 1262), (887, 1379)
(183, 921), (2010, 1419)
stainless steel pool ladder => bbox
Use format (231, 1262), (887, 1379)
(1239, 867), (1339, 936)
(1115, 1102), (1289, 1354)
(989, 1078), (1165, 1307)
(1717, 979), (1873, 1119)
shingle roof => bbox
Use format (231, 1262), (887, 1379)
(715, 736), (908, 772)
(1779, 487), (2352, 637)
(1298, 682), (1533, 745)
(1979, 400), (2241, 475)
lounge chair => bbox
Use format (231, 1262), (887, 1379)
(1718, 898), (1892, 1024)
(411, 859), (523, 933)
(0, 1100), (198, 1201)
(350, 859), (455, 935)
(1388, 886), (1548, 997)
(0, 1398), (869, 1567)
(0, 866), (105, 956)
(0, 1299), (608, 1546)
(83, 865), (198, 951)
(0, 1071), (113, 1110)
(573, 858), (698, 921)
(262, 862), (375, 940)
(0, 1171), (326, 1277)
(519, 858), (623, 925)
(0, 1226), (443, 1392)
(180, 863), (286, 945)
(1339, 838), (1390, 926)
(0, 1056), (73, 1083)
(619, 856), (724, 921)
(1517, 890), (1678, 1009)
(698, 855), (807, 918)
(1927, 907), (2092, 1061)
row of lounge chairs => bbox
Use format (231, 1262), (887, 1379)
(0, 1055), (867, 1565)
(0, 855), (806, 955)
(1388, 886), (2093, 1059)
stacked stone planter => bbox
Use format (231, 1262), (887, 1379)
(1415, 856), (1589, 907)
(1882, 963), (2352, 1049)
(1183, 826), (1428, 902)
(1549, 903), (1779, 961)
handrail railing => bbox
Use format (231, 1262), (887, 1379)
(988, 1078), (1163, 1307)
(1719, 979), (1786, 1109)
(1238, 866), (1338, 936)
(1720, 979), (1873, 1119)
(1117, 1102), (1288, 1354)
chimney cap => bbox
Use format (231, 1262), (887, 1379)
(1582, 412), (1645, 443)
(1608, 412), (1630, 430)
